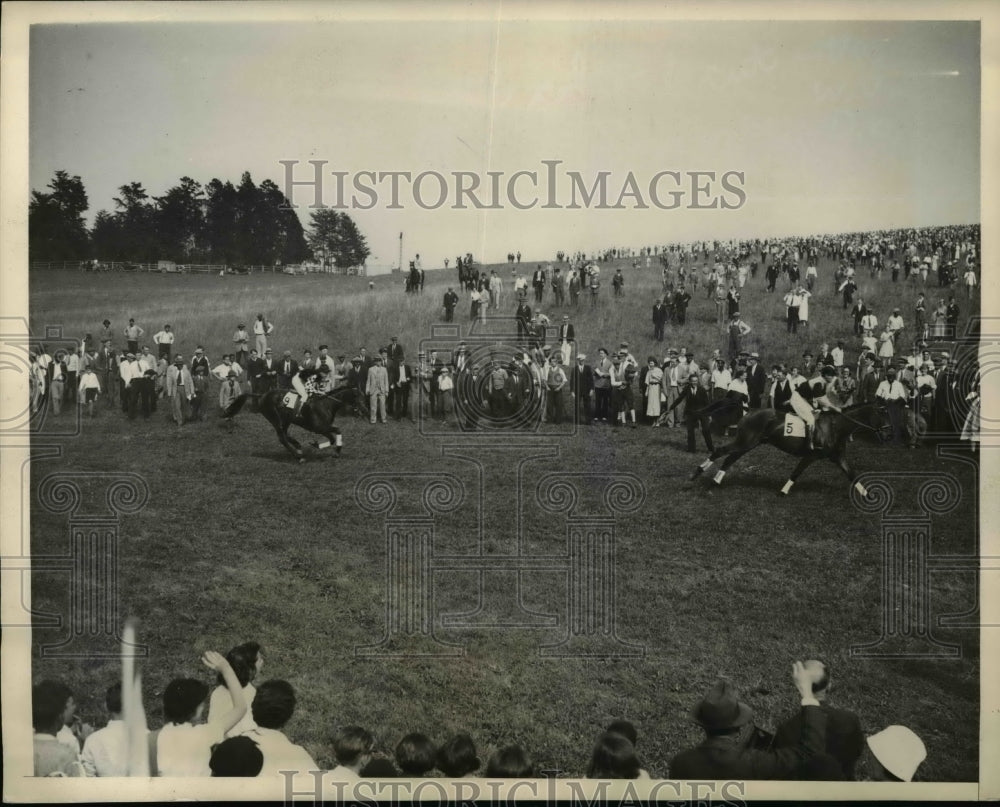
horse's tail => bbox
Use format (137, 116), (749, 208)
(224, 394), (250, 419)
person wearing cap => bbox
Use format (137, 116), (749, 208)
(436, 365), (455, 424)
(277, 350), (299, 389)
(166, 355), (194, 426)
(365, 356), (389, 424)
(618, 343), (638, 372)
(668, 662), (828, 780)
(801, 351), (817, 380)
(515, 300), (532, 342)
(886, 308), (905, 346)
(191, 347), (210, 377)
(253, 313), (274, 355)
(153, 324), (175, 361)
(232, 324), (250, 368)
(745, 352), (766, 409)
(862, 726), (926, 781)
(259, 348), (278, 394)
(545, 355), (568, 424)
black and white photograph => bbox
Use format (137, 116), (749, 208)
(2, 1), (998, 801)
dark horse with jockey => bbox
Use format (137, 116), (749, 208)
(690, 382), (886, 496)
(224, 381), (359, 462)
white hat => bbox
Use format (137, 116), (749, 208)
(866, 726), (926, 781)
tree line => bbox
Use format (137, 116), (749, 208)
(29, 170), (370, 270)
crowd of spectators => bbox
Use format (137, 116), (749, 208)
(33, 643), (928, 782)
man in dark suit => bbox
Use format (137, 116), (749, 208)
(669, 662), (828, 780)
(856, 353), (881, 405)
(666, 372), (714, 452)
(247, 349), (264, 396)
(772, 660), (863, 780)
(516, 302), (532, 342)
(746, 352), (767, 408)
(674, 286), (692, 325)
(532, 265), (546, 303)
(387, 336), (405, 364)
(505, 356), (532, 426)
(772, 366), (794, 412)
(94, 339), (118, 408)
(277, 350), (300, 388)
(652, 299), (667, 342)
(570, 353), (594, 425)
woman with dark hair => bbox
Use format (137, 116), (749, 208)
(207, 641), (263, 737)
(395, 732), (437, 777)
(437, 733), (481, 778)
(586, 732), (645, 779)
(485, 745), (533, 778)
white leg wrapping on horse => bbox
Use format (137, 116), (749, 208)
(855, 481), (868, 497)
(335, 434), (343, 447)
(781, 480), (794, 495)
(317, 439), (331, 449)
(700, 459), (713, 471)
(713, 470), (726, 484)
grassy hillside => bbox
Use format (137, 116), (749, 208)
(27, 253), (980, 780)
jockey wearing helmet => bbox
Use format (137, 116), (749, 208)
(291, 363), (330, 405)
(790, 364), (841, 450)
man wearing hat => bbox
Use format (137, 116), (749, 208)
(801, 351), (817, 379)
(191, 346), (210, 377)
(862, 726), (926, 781)
(876, 366), (908, 445)
(887, 307), (905, 345)
(165, 355), (194, 426)
(744, 352), (766, 409)
(663, 372), (713, 451)
(669, 661), (828, 779)
(277, 350), (299, 389)
(387, 336), (404, 364)
(558, 315), (575, 365)
(91, 339), (116, 409)
(618, 342), (638, 372)
(652, 298), (667, 342)
(261, 348), (280, 393)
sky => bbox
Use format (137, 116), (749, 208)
(30, 18), (980, 267)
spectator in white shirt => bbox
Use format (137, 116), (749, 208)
(33, 680), (85, 777)
(830, 340), (845, 368)
(876, 367), (908, 445)
(207, 641), (263, 738)
(860, 312), (878, 333)
(212, 355), (243, 383)
(137, 346), (157, 375)
(78, 367), (102, 418)
(81, 683), (137, 777)
(253, 313), (274, 355)
(242, 680), (318, 777)
(154, 651), (247, 777)
(152, 324), (174, 361)
(123, 319), (145, 354)
(886, 308), (905, 344)
(328, 726), (375, 781)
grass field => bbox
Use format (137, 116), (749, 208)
(28, 253), (980, 781)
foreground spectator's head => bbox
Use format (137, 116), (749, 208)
(437, 733), (480, 778)
(865, 726), (926, 782)
(163, 678), (209, 724)
(485, 745), (533, 778)
(692, 679), (753, 737)
(219, 641), (262, 688)
(105, 682), (123, 718)
(32, 680), (73, 734)
(209, 736), (263, 777)
(251, 680), (296, 730)
(395, 732), (437, 777)
(360, 755), (400, 778)
(605, 720), (638, 747)
(587, 732), (641, 779)
(333, 726), (375, 770)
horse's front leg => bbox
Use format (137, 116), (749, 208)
(314, 427), (343, 456)
(834, 452), (868, 497)
(274, 424), (305, 462)
(780, 455), (816, 495)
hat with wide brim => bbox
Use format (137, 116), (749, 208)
(866, 726), (926, 781)
(692, 679), (753, 732)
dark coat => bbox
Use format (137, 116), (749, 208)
(669, 383), (711, 422)
(669, 705), (827, 781)
(570, 363), (594, 396)
(773, 704), (863, 780)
